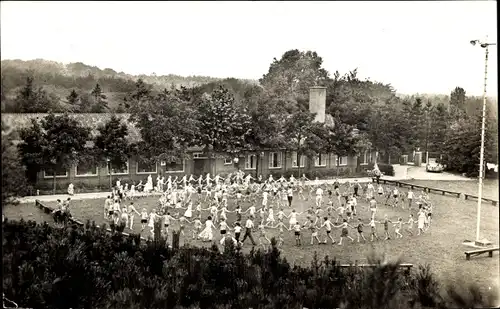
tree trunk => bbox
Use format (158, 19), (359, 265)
(425, 119), (430, 164)
(388, 153), (391, 165)
(206, 148), (214, 176)
(283, 151), (287, 175)
(355, 153), (360, 173)
(98, 165), (102, 191)
(108, 162), (112, 191)
(53, 175), (56, 195)
(255, 151), (260, 178)
(172, 231), (180, 250)
(336, 154), (340, 176)
(297, 151), (301, 179)
(212, 152), (216, 176)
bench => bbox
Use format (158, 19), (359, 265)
(465, 247), (500, 260)
(338, 263), (413, 274)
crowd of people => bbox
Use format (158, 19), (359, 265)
(96, 170), (434, 251)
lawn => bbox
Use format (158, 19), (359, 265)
(402, 179), (499, 200)
(2, 202), (53, 223)
(6, 180), (500, 293)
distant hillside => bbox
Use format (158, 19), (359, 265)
(1, 59), (258, 112)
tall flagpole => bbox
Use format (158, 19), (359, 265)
(469, 37), (496, 243)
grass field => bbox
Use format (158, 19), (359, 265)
(2, 203), (53, 223)
(4, 180), (499, 294)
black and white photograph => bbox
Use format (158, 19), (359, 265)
(1, 1), (498, 308)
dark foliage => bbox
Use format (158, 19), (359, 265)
(2, 220), (498, 309)
(366, 162), (395, 176)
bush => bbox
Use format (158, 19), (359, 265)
(267, 168), (360, 181)
(2, 219), (497, 309)
(367, 162), (395, 176)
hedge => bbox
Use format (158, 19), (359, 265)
(2, 219), (497, 309)
(366, 162), (395, 176)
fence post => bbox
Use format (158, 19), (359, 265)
(172, 230), (180, 250)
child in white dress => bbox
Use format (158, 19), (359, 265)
(199, 216), (216, 242)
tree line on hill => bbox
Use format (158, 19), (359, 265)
(2, 219), (497, 309)
(0, 59), (250, 112)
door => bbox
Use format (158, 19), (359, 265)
(193, 159), (209, 176)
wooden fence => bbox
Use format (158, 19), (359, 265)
(372, 178), (498, 206)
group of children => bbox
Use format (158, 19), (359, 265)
(99, 171), (435, 251)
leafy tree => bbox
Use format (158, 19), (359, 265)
(450, 86), (466, 111)
(326, 69), (397, 131)
(124, 78), (152, 111)
(353, 131), (373, 170)
(260, 49), (330, 111)
(66, 89), (80, 111)
(367, 106), (408, 164)
(422, 100), (433, 161)
(129, 89), (198, 166)
(198, 78), (259, 105)
(41, 113), (91, 193)
(242, 89), (286, 176)
(2, 134), (30, 205)
(194, 86), (252, 174)
(428, 102), (449, 154)
(94, 115), (130, 188)
(14, 76), (55, 113)
(323, 119), (358, 174)
(1, 74), (6, 103)
(410, 97), (426, 150)
(77, 93), (93, 113)
(131, 78), (152, 101)
(283, 109), (320, 177)
(90, 83), (108, 112)
(18, 119), (46, 184)
(442, 115), (496, 177)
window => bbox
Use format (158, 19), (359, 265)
(291, 152), (305, 168)
(245, 154), (256, 170)
(361, 151), (368, 165)
(136, 160), (157, 174)
(269, 152), (282, 169)
(44, 166), (69, 179)
(75, 161), (98, 177)
(224, 158), (233, 165)
(315, 154), (327, 167)
(368, 151), (373, 163)
(337, 156), (348, 166)
(108, 161), (130, 175)
(164, 160), (185, 173)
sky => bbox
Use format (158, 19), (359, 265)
(1, 1), (497, 96)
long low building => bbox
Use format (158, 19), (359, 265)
(1, 87), (376, 190)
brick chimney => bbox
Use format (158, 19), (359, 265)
(309, 86), (326, 123)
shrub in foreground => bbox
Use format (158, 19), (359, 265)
(2, 219), (498, 309)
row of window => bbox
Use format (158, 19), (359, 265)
(243, 152), (348, 170)
(44, 151), (372, 178)
(43, 160), (184, 179)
